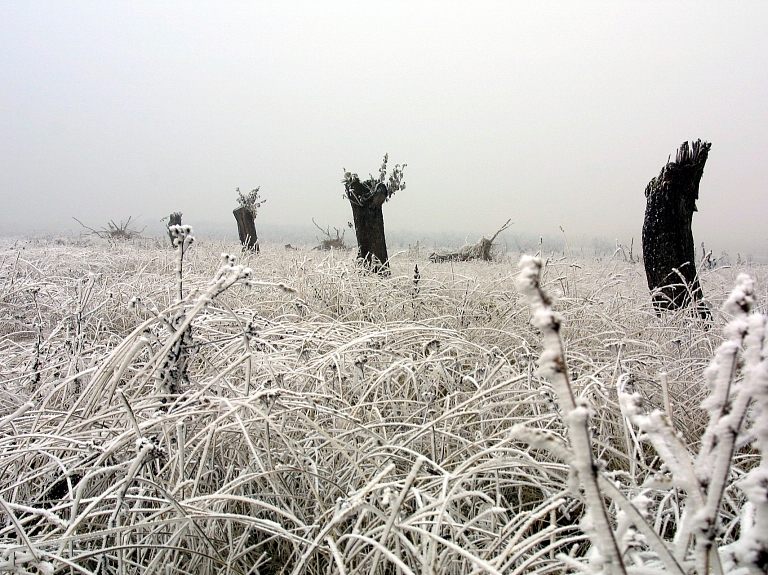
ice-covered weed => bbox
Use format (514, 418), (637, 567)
(516, 257), (768, 575)
(0, 237), (765, 574)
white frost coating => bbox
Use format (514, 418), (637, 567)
(508, 423), (573, 462)
(518, 259), (768, 574)
(617, 388), (701, 498)
(168, 224), (195, 302)
(688, 275), (760, 574)
(720, 295), (768, 573)
(617, 272), (768, 574)
(564, 404), (591, 428)
(722, 274), (756, 318)
(516, 256), (626, 575)
(644, 413), (697, 490)
(0, 401), (34, 428)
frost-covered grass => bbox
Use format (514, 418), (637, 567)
(0, 234), (766, 574)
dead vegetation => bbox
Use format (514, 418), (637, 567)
(312, 218), (350, 251)
(0, 237), (764, 574)
(430, 218), (512, 262)
(72, 216), (144, 243)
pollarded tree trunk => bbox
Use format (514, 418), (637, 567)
(167, 212), (182, 247)
(233, 206), (259, 252)
(642, 140), (711, 318)
(348, 179), (390, 274)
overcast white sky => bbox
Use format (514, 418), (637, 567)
(1, 1), (766, 252)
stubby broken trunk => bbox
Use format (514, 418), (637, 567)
(233, 206), (259, 252)
(167, 212), (182, 247)
(348, 180), (390, 274)
(642, 140), (711, 318)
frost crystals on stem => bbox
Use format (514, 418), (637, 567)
(515, 255), (626, 575)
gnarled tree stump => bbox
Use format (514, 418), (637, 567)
(347, 179), (390, 274)
(233, 206), (259, 252)
(642, 140), (711, 318)
(343, 155), (405, 275)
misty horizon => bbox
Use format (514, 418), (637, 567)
(2, 2), (767, 255)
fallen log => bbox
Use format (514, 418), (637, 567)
(430, 219), (512, 263)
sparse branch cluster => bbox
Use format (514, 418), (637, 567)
(312, 218), (348, 251)
(342, 153), (406, 207)
(430, 219), (513, 262)
(236, 186), (266, 217)
(72, 216), (144, 243)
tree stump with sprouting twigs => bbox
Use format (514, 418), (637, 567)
(343, 154), (406, 275)
(642, 140), (711, 318)
(347, 179), (390, 272)
(233, 206), (259, 252)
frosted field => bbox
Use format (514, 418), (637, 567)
(1, 235), (766, 575)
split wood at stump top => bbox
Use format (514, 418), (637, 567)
(642, 140), (710, 317)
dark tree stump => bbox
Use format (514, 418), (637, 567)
(167, 212), (182, 247)
(642, 140), (711, 318)
(233, 206), (259, 252)
(343, 155), (405, 275)
(347, 179), (390, 274)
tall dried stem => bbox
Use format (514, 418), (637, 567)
(516, 255), (626, 575)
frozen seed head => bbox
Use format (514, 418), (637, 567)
(169, 225), (195, 247)
(136, 436), (166, 458)
(515, 256), (543, 295)
(723, 273), (755, 316)
(220, 253), (237, 266)
(380, 486), (393, 509)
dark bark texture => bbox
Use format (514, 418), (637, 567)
(233, 206), (260, 252)
(642, 140), (711, 317)
(167, 212), (182, 246)
(347, 179), (390, 274)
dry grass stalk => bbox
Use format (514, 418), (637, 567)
(0, 235), (765, 573)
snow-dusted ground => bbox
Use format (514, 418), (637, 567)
(1, 234), (766, 574)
